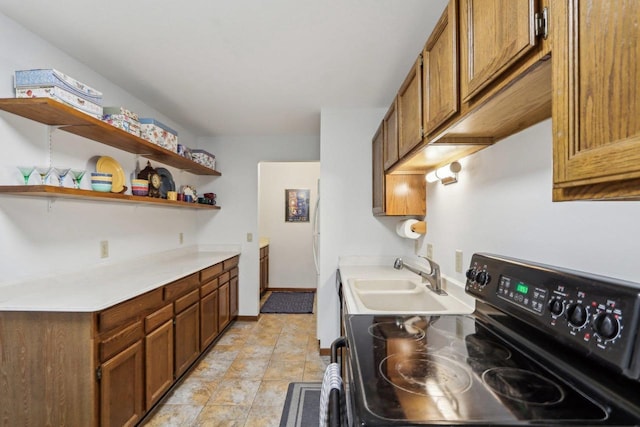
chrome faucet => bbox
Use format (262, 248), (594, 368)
(393, 257), (447, 296)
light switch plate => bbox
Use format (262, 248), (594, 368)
(455, 250), (463, 273)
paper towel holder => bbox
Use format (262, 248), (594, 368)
(411, 221), (427, 234)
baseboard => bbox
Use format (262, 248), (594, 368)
(235, 315), (259, 321)
(319, 347), (331, 356)
(268, 287), (316, 293)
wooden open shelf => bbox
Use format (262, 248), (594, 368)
(0, 185), (220, 210)
(0, 98), (221, 176)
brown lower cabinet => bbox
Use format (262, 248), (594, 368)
(0, 255), (240, 426)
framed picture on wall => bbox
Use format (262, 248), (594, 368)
(285, 189), (310, 222)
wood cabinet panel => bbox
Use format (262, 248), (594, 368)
(230, 276), (239, 319)
(200, 263), (223, 283)
(100, 340), (144, 427)
(163, 273), (199, 301)
(423, 1), (458, 135)
(383, 100), (399, 170)
(145, 303), (173, 333)
(175, 289), (200, 314)
(145, 319), (174, 409)
(200, 289), (219, 349)
(218, 282), (230, 331)
(223, 256), (239, 271)
(100, 321), (144, 362)
(201, 277), (219, 297)
(553, 0), (640, 200)
(372, 123), (385, 214)
(174, 302), (200, 377)
(460, 0), (537, 102)
(397, 57), (423, 158)
(384, 175), (426, 216)
(98, 288), (163, 333)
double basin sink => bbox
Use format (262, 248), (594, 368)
(346, 277), (473, 315)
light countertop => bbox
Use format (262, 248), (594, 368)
(0, 246), (240, 312)
(338, 256), (475, 315)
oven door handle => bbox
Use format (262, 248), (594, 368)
(329, 337), (347, 427)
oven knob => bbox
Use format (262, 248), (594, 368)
(592, 312), (620, 340)
(466, 268), (477, 282)
(548, 298), (565, 316)
(476, 271), (491, 286)
(566, 303), (589, 328)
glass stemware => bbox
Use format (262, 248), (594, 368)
(54, 168), (70, 187)
(35, 166), (53, 185)
(17, 166), (35, 185)
(70, 169), (86, 189)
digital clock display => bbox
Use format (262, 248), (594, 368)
(516, 283), (529, 294)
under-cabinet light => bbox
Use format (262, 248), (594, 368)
(425, 161), (462, 185)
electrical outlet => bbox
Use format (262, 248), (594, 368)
(100, 240), (109, 258)
(427, 244), (434, 259)
(247, 232), (253, 242)
(179, 232), (184, 245)
(455, 250), (463, 273)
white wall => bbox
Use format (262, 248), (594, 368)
(258, 162), (320, 289)
(0, 12), (207, 282)
(196, 136), (320, 317)
(422, 119), (640, 284)
(318, 108), (416, 348)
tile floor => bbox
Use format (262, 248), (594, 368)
(143, 292), (328, 427)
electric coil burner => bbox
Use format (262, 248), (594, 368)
(337, 253), (640, 426)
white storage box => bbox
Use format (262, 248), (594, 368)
(139, 118), (178, 152)
(103, 106), (139, 121)
(191, 149), (216, 170)
(102, 114), (141, 137)
(14, 69), (103, 117)
(16, 87), (103, 117)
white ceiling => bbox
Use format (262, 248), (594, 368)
(0, 0), (447, 137)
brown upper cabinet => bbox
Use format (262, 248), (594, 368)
(397, 57), (424, 159)
(423, 0), (458, 136)
(383, 100), (399, 170)
(459, 0), (539, 102)
(552, 0), (640, 201)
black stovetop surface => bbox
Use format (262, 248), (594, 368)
(345, 312), (640, 426)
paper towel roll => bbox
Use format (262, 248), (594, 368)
(396, 219), (422, 239)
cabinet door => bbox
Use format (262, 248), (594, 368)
(460, 0), (537, 102)
(383, 100), (399, 170)
(174, 302), (200, 377)
(385, 175), (426, 216)
(100, 340), (144, 427)
(423, 1), (458, 135)
(397, 57), (423, 158)
(218, 282), (230, 331)
(553, 0), (640, 200)
(200, 289), (219, 349)
(372, 123), (385, 214)
(230, 276), (239, 319)
(145, 319), (174, 409)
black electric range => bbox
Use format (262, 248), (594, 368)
(338, 253), (640, 426)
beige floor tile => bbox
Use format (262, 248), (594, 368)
(190, 357), (234, 378)
(142, 404), (202, 427)
(225, 356), (270, 379)
(244, 405), (286, 427)
(252, 380), (291, 408)
(208, 379), (261, 406)
(263, 360), (305, 381)
(240, 344), (275, 358)
(192, 404), (250, 427)
(165, 376), (220, 405)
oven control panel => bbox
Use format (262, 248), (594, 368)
(466, 253), (640, 380)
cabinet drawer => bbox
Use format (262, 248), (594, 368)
(201, 278), (219, 297)
(100, 320), (144, 362)
(230, 267), (239, 279)
(145, 304), (174, 334)
(175, 289), (200, 314)
(218, 271), (230, 285)
(200, 263), (223, 283)
(164, 273), (199, 301)
(223, 256), (239, 271)
(99, 288), (163, 333)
